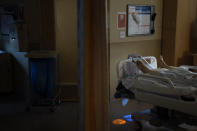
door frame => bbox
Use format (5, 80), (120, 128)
(77, 0), (109, 130)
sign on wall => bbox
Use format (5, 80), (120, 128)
(117, 12), (126, 30)
(127, 5), (156, 36)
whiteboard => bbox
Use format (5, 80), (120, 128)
(127, 5), (155, 36)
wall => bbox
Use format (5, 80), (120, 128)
(175, 0), (196, 65)
(162, 0), (196, 66)
(54, 0), (78, 86)
(191, 2), (197, 54)
(24, 0), (55, 51)
(161, 0), (177, 65)
(110, 0), (163, 104)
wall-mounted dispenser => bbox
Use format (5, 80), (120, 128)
(0, 4), (27, 51)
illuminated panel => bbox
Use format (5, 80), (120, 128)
(122, 99), (129, 107)
(112, 119), (127, 125)
(123, 114), (134, 122)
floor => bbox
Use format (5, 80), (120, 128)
(0, 95), (191, 131)
(110, 99), (174, 131)
(0, 95), (78, 131)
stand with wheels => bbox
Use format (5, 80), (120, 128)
(25, 51), (61, 112)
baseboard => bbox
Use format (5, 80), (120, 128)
(57, 82), (78, 102)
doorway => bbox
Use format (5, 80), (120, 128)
(0, 0), (78, 131)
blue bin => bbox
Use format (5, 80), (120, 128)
(30, 58), (55, 99)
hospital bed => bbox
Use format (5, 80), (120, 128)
(115, 54), (197, 117)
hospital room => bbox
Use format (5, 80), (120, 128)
(1, 0), (197, 131)
(109, 0), (197, 131)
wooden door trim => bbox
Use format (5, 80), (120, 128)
(77, 0), (110, 130)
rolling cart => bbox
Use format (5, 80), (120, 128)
(25, 51), (61, 112)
